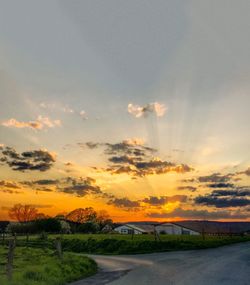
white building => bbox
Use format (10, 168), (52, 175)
(114, 222), (200, 235)
(114, 224), (155, 235)
(155, 222), (200, 235)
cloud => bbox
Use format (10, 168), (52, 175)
(194, 186), (250, 208)
(207, 183), (235, 188)
(195, 196), (250, 208)
(177, 186), (197, 192)
(123, 138), (145, 146)
(58, 177), (102, 197)
(0, 189), (23, 194)
(147, 207), (249, 220)
(211, 188), (250, 197)
(128, 102), (167, 118)
(142, 195), (187, 206)
(80, 110), (88, 120)
(238, 167), (250, 176)
(0, 180), (21, 189)
(36, 116), (61, 128)
(23, 179), (58, 186)
(1, 146), (56, 171)
(79, 142), (102, 149)
(40, 102), (74, 114)
(82, 139), (193, 177)
(197, 173), (232, 183)
(104, 141), (156, 156)
(2, 116), (61, 130)
(181, 178), (196, 183)
(107, 159), (193, 177)
(108, 197), (140, 209)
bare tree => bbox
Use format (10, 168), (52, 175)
(8, 204), (39, 222)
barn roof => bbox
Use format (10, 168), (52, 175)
(169, 221), (250, 234)
(117, 223), (155, 233)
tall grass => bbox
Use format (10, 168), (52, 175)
(0, 246), (97, 285)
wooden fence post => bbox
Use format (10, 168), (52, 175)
(2, 232), (5, 245)
(6, 239), (16, 280)
(131, 229), (134, 240)
(55, 237), (63, 260)
(154, 226), (161, 242)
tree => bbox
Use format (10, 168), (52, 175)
(66, 207), (97, 224)
(34, 218), (61, 233)
(78, 221), (100, 233)
(5, 222), (36, 235)
(96, 210), (113, 230)
(60, 220), (71, 234)
(8, 204), (39, 222)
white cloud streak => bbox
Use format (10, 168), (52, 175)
(128, 102), (167, 118)
(2, 116), (61, 130)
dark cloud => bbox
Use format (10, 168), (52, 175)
(181, 178), (196, 183)
(23, 179), (58, 186)
(78, 142), (102, 149)
(81, 140), (193, 177)
(109, 155), (136, 164)
(1, 146), (55, 172)
(207, 183), (235, 188)
(106, 160), (193, 177)
(194, 183), (250, 208)
(177, 186), (197, 192)
(58, 177), (102, 197)
(195, 196), (250, 208)
(104, 141), (156, 156)
(0, 180), (20, 189)
(211, 188), (250, 197)
(142, 195), (187, 206)
(0, 189), (23, 194)
(147, 207), (249, 220)
(197, 173), (232, 183)
(108, 197), (140, 209)
(237, 167), (250, 176)
(34, 188), (53, 192)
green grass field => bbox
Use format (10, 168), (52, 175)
(0, 246), (97, 285)
(15, 232), (249, 241)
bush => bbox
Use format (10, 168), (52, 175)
(78, 222), (100, 234)
(34, 218), (61, 233)
(59, 235), (250, 255)
(5, 222), (36, 235)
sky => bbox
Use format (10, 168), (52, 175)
(0, 0), (250, 221)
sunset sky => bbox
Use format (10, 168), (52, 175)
(1, 0), (250, 222)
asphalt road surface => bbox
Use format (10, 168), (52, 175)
(71, 242), (250, 285)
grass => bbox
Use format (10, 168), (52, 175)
(0, 246), (97, 285)
(12, 233), (250, 255)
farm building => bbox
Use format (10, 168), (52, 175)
(114, 221), (250, 236)
(114, 222), (200, 235)
(155, 222), (200, 235)
(175, 221), (250, 236)
(114, 223), (155, 234)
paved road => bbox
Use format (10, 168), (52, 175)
(71, 242), (250, 285)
